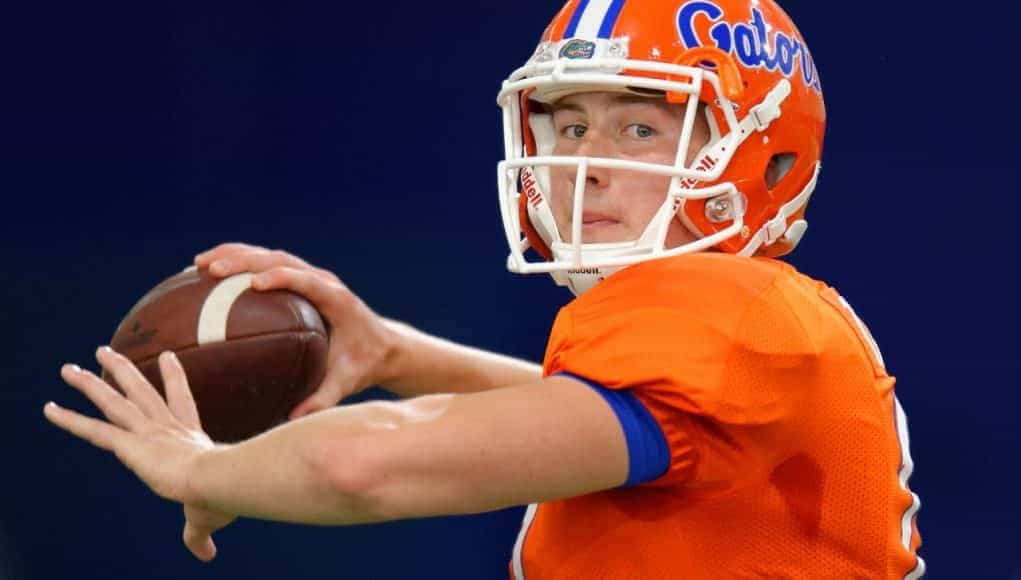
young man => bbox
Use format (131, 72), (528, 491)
(46, 0), (925, 577)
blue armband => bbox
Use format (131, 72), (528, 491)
(557, 372), (670, 487)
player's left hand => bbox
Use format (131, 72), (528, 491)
(45, 347), (237, 562)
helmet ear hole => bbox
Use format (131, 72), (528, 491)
(766, 153), (797, 189)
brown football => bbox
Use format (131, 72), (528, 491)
(105, 266), (329, 442)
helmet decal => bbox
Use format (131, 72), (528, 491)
(676, 1), (821, 92)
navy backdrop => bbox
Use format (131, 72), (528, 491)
(3, 1), (1018, 578)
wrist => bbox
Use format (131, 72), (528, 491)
(371, 319), (414, 391)
(183, 444), (229, 509)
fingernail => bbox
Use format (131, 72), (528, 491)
(160, 350), (177, 362)
(99, 345), (113, 354)
(69, 364), (81, 373)
(211, 260), (228, 274)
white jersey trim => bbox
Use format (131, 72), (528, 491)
(511, 503), (538, 580)
(895, 397), (925, 578)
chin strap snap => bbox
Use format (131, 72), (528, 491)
(742, 79), (792, 135)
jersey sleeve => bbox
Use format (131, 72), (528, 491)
(542, 256), (822, 490)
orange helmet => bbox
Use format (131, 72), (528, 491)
(496, 0), (826, 294)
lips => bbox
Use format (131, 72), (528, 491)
(581, 211), (619, 225)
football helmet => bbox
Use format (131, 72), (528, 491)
(496, 0), (826, 294)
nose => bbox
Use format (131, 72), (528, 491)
(569, 131), (613, 189)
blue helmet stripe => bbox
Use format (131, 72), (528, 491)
(597, 0), (627, 38)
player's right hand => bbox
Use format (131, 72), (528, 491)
(194, 243), (397, 419)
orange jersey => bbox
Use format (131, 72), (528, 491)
(510, 253), (924, 579)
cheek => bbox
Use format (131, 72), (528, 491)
(619, 172), (674, 227)
(548, 166), (572, 208)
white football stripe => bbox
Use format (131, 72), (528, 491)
(197, 273), (254, 344)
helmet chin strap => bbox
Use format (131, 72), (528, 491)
(737, 161), (820, 256)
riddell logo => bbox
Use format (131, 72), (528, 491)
(678, 155), (718, 189)
(521, 167), (544, 208)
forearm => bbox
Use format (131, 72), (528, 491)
(184, 378), (626, 527)
(186, 405), (395, 526)
(378, 320), (542, 398)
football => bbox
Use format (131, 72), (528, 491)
(104, 266), (329, 442)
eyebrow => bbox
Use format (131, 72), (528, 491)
(548, 94), (667, 114)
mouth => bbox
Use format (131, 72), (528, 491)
(579, 213), (623, 242)
(581, 212), (620, 226)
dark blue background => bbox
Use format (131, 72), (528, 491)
(3, 1), (1018, 578)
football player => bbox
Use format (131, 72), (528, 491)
(47, 0), (925, 577)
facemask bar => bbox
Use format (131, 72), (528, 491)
(497, 56), (751, 275)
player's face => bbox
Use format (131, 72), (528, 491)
(547, 92), (709, 245)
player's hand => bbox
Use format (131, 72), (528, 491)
(45, 348), (237, 561)
(194, 243), (395, 418)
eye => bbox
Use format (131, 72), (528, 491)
(561, 124), (588, 139)
(625, 124), (656, 139)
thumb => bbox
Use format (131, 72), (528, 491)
(183, 520), (218, 562)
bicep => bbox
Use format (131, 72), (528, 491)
(360, 375), (630, 519)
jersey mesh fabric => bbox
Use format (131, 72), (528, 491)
(513, 253), (922, 579)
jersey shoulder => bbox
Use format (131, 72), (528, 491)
(544, 254), (832, 414)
